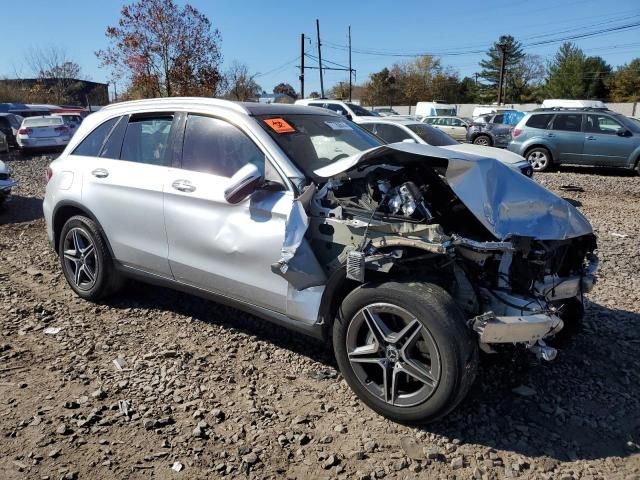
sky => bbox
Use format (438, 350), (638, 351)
(2, 0), (639, 98)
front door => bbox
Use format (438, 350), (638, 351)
(163, 114), (291, 313)
(582, 114), (635, 167)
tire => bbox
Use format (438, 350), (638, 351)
(333, 280), (478, 424)
(472, 135), (492, 146)
(58, 215), (122, 301)
(526, 147), (553, 172)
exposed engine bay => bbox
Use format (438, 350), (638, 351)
(273, 144), (599, 359)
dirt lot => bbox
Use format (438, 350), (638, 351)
(1, 151), (639, 480)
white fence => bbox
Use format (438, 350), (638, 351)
(374, 102), (640, 117)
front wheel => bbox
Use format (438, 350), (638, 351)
(472, 135), (492, 146)
(333, 281), (478, 424)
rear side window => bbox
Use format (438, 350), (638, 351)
(120, 115), (173, 166)
(551, 114), (582, 132)
(72, 117), (120, 157)
(372, 123), (412, 143)
(525, 114), (554, 129)
(181, 115), (264, 177)
(493, 114), (505, 124)
(99, 116), (128, 159)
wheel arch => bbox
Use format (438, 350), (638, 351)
(523, 142), (555, 162)
(52, 201), (115, 259)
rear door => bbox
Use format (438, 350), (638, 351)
(163, 113), (292, 313)
(582, 113), (634, 166)
(548, 113), (585, 164)
(75, 113), (175, 277)
(447, 118), (467, 141)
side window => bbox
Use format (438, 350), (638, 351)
(99, 115), (128, 159)
(585, 114), (622, 134)
(525, 114), (554, 129)
(493, 114), (505, 124)
(120, 115), (173, 166)
(375, 124), (412, 143)
(181, 115), (265, 177)
(451, 118), (463, 127)
(325, 103), (347, 115)
(551, 114), (581, 132)
(72, 117), (120, 157)
(360, 123), (377, 135)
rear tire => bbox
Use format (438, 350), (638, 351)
(472, 135), (492, 146)
(333, 280), (478, 424)
(59, 215), (122, 301)
(526, 147), (553, 172)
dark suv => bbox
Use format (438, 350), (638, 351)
(0, 113), (23, 148)
(508, 108), (640, 172)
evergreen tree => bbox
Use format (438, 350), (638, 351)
(478, 35), (524, 99)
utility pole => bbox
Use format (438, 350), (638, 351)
(348, 25), (352, 102)
(497, 42), (506, 105)
(299, 33), (305, 99)
(316, 19), (324, 98)
(474, 73), (478, 86)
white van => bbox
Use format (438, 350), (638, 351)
(541, 99), (607, 109)
(294, 99), (378, 121)
(414, 101), (456, 118)
(471, 105), (515, 117)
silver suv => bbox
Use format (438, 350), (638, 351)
(44, 98), (598, 424)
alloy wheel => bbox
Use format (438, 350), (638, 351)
(473, 136), (490, 146)
(345, 303), (441, 407)
(62, 227), (98, 291)
(528, 151), (549, 170)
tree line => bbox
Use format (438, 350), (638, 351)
(353, 36), (640, 106)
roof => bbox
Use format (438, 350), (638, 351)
(356, 117), (421, 126)
(100, 97), (337, 117)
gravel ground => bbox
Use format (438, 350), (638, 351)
(1, 151), (639, 480)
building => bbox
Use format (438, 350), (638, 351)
(0, 78), (109, 107)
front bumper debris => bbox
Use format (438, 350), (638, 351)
(470, 311), (563, 344)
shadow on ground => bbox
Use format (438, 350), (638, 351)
(550, 165), (638, 177)
(0, 196), (44, 225)
(103, 281), (639, 463)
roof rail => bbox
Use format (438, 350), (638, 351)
(101, 97), (250, 115)
(533, 106), (610, 112)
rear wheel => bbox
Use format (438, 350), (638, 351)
(526, 147), (552, 172)
(59, 215), (122, 301)
(333, 281), (478, 424)
(473, 135), (492, 146)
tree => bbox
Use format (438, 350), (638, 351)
(26, 46), (84, 104)
(97, 0), (223, 98)
(479, 35), (525, 101)
(609, 58), (640, 102)
(308, 91), (320, 99)
(583, 56), (611, 99)
(223, 61), (261, 101)
(273, 82), (297, 99)
(508, 54), (547, 103)
(361, 67), (397, 106)
(328, 81), (350, 100)
(546, 42), (587, 98)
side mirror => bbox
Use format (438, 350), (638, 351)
(224, 163), (263, 204)
(616, 128), (630, 137)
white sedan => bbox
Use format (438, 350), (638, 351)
(356, 118), (533, 176)
(17, 116), (71, 154)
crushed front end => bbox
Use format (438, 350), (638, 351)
(283, 144), (598, 357)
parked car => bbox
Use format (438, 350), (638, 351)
(508, 108), (640, 172)
(372, 107), (400, 116)
(294, 99), (378, 121)
(466, 111), (524, 147)
(0, 157), (18, 208)
(422, 116), (473, 141)
(0, 112), (23, 148)
(0, 131), (8, 153)
(44, 97), (598, 424)
(541, 99), (606, 109)
(472, 105), (517, 117)
(414, 101), (456, 117)
(53, 113), (83, 136)
(357, 118), (532, 176)
(17, 116), (71, 154)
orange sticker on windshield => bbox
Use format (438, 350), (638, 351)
(264, 118), (295, 133)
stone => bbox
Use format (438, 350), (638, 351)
(56, 423), (69, 435)
(113, 358), (127, 371)
(242, 452), (258, 465)
(92, 389), (107, 400)
(171, 461), (183, 472)
(333, 424), (347, 433)
(322, 454), (338, 469)
(451, 456), (464, 469)
(512, 385), (537, 397)
(400, 436), (424, 461)
(392, 458), (408, 471)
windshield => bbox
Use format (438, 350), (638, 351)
(257, 114), (382, 180)
(406, 123), (458, 146)
(346, 103), (376, 116)
(618, 114), (640, 133)
(436, 108), (456, 116)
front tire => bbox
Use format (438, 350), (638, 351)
(59, 215), (122, 301)
(333, 281), (478, 424)
(526, 147), (553, 172)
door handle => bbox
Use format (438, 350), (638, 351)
(172, 179), (196, 193)
(585, 135), (596, 140)
(91, 168), (109, 178)
(546, 133), (555, 137)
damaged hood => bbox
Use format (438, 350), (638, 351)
(313, 142), (593, 241)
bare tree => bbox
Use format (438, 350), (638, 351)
(223, 61), (262, 101)
(25, 46), (83, 104)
